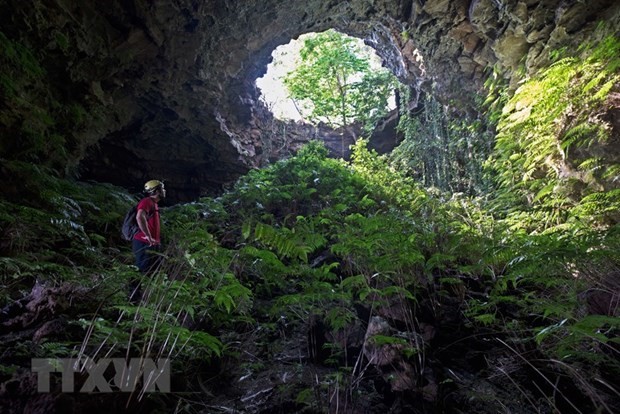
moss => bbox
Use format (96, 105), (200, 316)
(0, 30), (82, 169)
(0, 31), (45, 79)
(53, 30), (69, 52)
(68, 103), (88, 127)
(0, 74), (18, 96)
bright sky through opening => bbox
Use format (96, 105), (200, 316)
(256, 32), (395, 123)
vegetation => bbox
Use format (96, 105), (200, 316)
(0, 31), (95, 176)
(284, 30), (398, 137)
(488, 35), (620, 230)
(391, 88), (494, 195)
(2, 135), (619, 412)
(0, 29), (618, 414)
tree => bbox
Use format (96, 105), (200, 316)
(283, 30), (397, 142)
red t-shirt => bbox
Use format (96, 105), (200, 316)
(133, 197), (160, 244)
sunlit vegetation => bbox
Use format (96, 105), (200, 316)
(0, 29), (618, 414)
(488, 34), (620, 233)
(283, 29), (397, 134)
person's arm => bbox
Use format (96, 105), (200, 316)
(136, 208), (155, 245)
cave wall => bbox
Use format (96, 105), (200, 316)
(0, 0), (618, 200)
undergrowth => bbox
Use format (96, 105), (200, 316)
(0, 34), (618, 414)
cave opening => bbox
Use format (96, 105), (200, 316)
(1, 2), (619, 413)
(255, 29), (398, 130)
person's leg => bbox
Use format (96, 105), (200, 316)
(149, 244), (163, 273)
(132, 239), (153, 272)
(130, 240), (153, 302)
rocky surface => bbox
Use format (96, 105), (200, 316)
(0, 0), (618, 200)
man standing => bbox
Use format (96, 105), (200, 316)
(130, 180), (166, 301)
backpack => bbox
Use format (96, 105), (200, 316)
(122, 203), (156, 241)
(121, 205), (140, 241)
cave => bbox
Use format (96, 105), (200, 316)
(2, 0), (616, 201)
(1, 1), (620, 413)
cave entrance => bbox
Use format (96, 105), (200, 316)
(255, 29), (397, 128)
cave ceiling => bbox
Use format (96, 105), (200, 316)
(1, 0), (618, 201)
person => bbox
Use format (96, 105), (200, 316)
(130, 180), (166, 301)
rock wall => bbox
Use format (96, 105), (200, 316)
(0, 0), (617, 200)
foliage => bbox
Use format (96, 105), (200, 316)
(283, 29), (398, 135)
(486, 35), (620, 232)
(0, 170), (240, 401)
(0, 162), (132, 289)
(0, 31), (95, 175)
(391, 88), (493, 195)
(452, 34), (620, 412)
(2, 35), (620, 413)
(2, 133), (619, 412)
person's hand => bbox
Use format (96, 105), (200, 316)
(146, 235), (156, 246)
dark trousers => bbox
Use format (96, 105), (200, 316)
(130, 239), (158, 302)
(132, 239), (156, 273)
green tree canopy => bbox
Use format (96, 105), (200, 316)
(283, 29), (397, 134)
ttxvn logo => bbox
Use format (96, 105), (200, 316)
(31, 357), (170, 393)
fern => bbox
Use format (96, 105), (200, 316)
(252, 220), (326, 263)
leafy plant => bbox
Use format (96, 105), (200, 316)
(283, 29), (398, 146)
(487, 35), (620, 232)
(391, 89), (493, 195)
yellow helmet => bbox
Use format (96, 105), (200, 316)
(144, 179), (164, 193)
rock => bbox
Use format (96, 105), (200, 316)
(363, 316), (426, 392)
(0, 0), (617, 201)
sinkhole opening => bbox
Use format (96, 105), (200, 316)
(256, 29), (397, 130)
